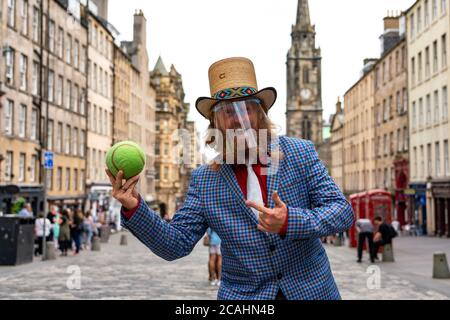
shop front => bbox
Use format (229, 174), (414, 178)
(431, 180), (450, 237)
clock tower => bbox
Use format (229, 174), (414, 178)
(286, 0), (323, 145)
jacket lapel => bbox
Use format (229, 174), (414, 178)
(218, 137), (287, 223)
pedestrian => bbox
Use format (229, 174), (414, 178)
(207, 228), (222, 286)
(47, 205), (60, 247)
(58, 210), (71, 257)
(34, 212), (52, 256)
(18, 203), (33, 218)
(83, 211), (95, 250)
(372, 216), (397, 260)
(355, 218), (375, 263)
(71, 209), (84, 255)
(107, 57), (354, 300)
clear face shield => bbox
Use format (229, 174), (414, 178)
(212, 98), (270, 164)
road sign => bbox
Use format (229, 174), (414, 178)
(44, 151), (54, 170)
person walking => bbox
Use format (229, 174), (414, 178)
(83, 211), (95, 250)
(71, 209), (84, 255)
(58, 210), (71, 257)
(34, 213), (52, 256)
(207, 228), (222, 286)
(355, 218), (375, 263)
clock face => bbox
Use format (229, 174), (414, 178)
(301, 89), (312, 100)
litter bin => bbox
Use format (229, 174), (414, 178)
(0, 216), (35, 266)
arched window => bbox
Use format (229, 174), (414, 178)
(303, 67), (309, 84)
(302, 117), (312, 140)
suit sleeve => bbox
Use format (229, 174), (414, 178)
(285, 141), (354, 240)
(121, 170), (208, 261)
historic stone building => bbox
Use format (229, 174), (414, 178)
(343, 59), (378, 195)
(406, 0), (450, 237)
(372, 15), (409, 227)
(113, 43), (131, 144)
(0, 0), (88, 213)
(151, 56), (192, 217)
(330, 98), (345, 192)
(121, 10), (157, 206)
(286, 0), (323, 146)
(85, 0), (116, 212)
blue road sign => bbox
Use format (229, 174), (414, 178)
(44, 151), (54, 170)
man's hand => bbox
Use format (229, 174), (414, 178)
(105, 169), (140, 210)
(246, 191), (288, 234)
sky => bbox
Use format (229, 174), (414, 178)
(108, 0), (416, 138)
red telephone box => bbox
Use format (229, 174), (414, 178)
(349, 193), (366, 248)
(366, 189), (393, 223)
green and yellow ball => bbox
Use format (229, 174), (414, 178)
(106, 141), (146, 179)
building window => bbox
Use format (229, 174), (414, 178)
(74, 40), (79, 69)
(425, 46), (430, 77)
(411, 57), (416, 86)
(7, 0), (15, 28)
(65, 125), (71, 154)
(73, 128), (78, 156)
(65, 168), (70, 191)
(410, 13), (415, 38)
(433, 40), (438, 73)
(442, 0), (447, 14)
(417, 6), (422, 33)
(65, 80), (71, 109)
(31, 108), (37, 140)
(4, 151), (13, 182)
(57, 27), (64, 58)
(32, 61), (39, 95)
(433, 0), (438, 19)
(404, 127), (409, 151)
(56, 75), (63, 106)
(80, 89), (86, 115)
(56, 122), (62, 153)
(427, 143), (432, 177)
(426, 94), (431, 125)
(18, 54), (27, 91)
(80, 170), (84, 191)
(397, 129), (402, 153)
(19, 104), (26, 138)
(48, 20), (55, 53)
(73, 168), (78, 192)
(420, 146), (425, 178)
(5, 48), (14, 86)
(412, 101), (417, 129)
(445, 140), (449, 175)
(32, 6), (39, 42)
(442, 34), (447, 68)
(20, 0), (28, 35)
(30, 155), (37, 182)
(18, 153), (25, 182)
(47, 120), (53, 151)
(47, 70), (54, 102)
(73, 84), (79, 112)
(414, 147), (418, 178)
(79, 130), (85, 157)
(436, 142), (441, 176)
(434, 90), (440, 123)
(418, 52), (423, 82)
(4, 100), (14, 136)
(56, 167), (62, 191)
(443, 86), (448, 120)
(66, 34), (72, 64)
(425, 0), (430, 27)
(419, 98), (424, 127)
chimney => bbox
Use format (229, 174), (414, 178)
(380, 13), (400, 56)
(133, 10), (147, 48)
(91, 0), (108, 20)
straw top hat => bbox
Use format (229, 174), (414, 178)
(195, 57), (277, 119)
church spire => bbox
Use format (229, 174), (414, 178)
(295, 0), (312, 32)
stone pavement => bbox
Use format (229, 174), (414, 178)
(0, 232), (449, 300)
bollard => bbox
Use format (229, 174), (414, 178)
(43, 242), (56, 261)
(382, 244), (395, 262)
(91, 236), (101, 251)
(120, 234), (128, 246)
(100, 226), (111, 243)
(433, 252), (450, 279)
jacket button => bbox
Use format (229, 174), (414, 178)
(269, 245), (276, 252)
(277, 273), (283, 280)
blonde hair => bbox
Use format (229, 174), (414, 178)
(204, 105), (284, 171)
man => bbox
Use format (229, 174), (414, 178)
(372, 216), (395, 260)
(18, 203), (33, 218)
(355, 218), (375, 263)
(107, 57), (354, 300)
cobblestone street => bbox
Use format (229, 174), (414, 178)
(0, 232), (449, 300)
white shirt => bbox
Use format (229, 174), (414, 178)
(35, 218), (52, 237)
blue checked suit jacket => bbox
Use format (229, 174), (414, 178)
(121, 136), (354, 300)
